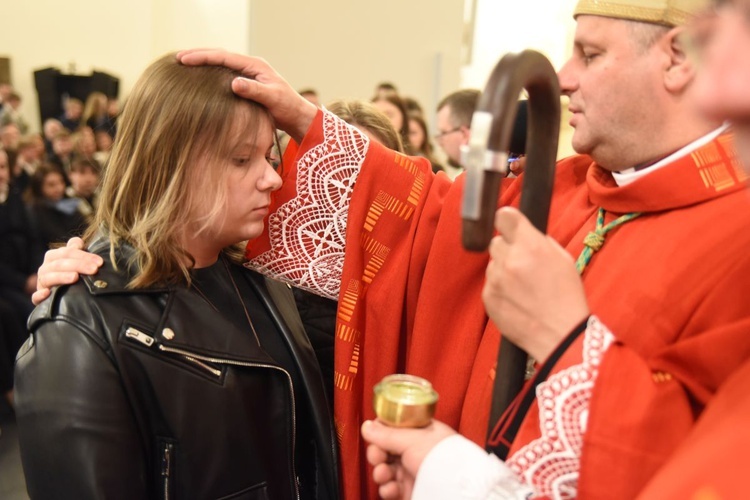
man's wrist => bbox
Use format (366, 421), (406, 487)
(289, 101), (319, 143)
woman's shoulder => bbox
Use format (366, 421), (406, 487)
(29, 243), (167, 341)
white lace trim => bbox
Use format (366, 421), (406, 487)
(246, 110), (368, 299)
(506, 316), (614, 500)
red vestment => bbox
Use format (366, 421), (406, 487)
(248, 110), (750, 499)
(636, 358), (750, 499)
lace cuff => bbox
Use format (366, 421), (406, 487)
(506, 315), (614, 498)
(246, 110), (369, 299)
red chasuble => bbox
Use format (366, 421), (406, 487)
(248, 110), (750, 499)
(493, 132), (750, 499)
(636, 358), (750, 499)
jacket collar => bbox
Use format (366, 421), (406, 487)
(40, 235), (280, 366)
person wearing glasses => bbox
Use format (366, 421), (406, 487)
(30, 1), (748, 497)
(434, 89), (479, 171)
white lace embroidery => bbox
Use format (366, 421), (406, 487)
(483, 472), (536, 500)
(246, 110), (368, 299)
(506, 316), (614, 500)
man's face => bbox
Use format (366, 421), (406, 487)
(0, 124), (20, 149)
(693, 0), (750, 164)
(558, 16), (666, 171)
(53, 136), (73, 156)
(67, 101), (83, 120)
(44, 120), (62, 140)
(435, 105), (469, 168)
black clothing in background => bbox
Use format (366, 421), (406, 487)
(0, 183), (43, 318)
(293, 288), (337, 406)
(26, 198), (87, 250)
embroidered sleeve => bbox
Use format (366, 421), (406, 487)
(246, 110), (369, 299)
(506, 316), (615, 500)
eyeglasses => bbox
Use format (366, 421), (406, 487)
(433, 127), (462, 140)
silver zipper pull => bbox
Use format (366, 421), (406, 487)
(125, 327), (155, 347)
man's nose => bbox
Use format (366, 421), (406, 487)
(557, 60), (577, 97)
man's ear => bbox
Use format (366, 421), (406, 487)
(460, 125), (472, 145)
(663, 26), (696, 93)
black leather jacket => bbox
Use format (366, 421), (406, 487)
(14, 238), (339, 499)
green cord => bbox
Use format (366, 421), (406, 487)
(574, 208), (642, 274)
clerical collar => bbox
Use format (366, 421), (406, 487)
(611, 123), (731, 187)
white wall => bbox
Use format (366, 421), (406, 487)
(150, 0), (251, 57)
(0, 0), (250, 133)
(249, 0), (464, 118)
(462, 0), (579, 158)
(1, 0), (463, 135)
(2, 0), (577, 158)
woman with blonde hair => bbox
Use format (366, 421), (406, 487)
(14, 53), (337, 499)
(327, 99), (405, 153)
(81, 91), (109, 131)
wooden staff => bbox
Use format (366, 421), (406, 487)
(461, 49), (561, 441)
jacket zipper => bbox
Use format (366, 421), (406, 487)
(161, 441), (173, 500)
(158, 344), (300, 500)
(125, 329), (300, 499)
(182, 355), (222, 377)
(126, 327), (221, 377)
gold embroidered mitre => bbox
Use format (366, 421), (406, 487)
(574, 0), (709, 27)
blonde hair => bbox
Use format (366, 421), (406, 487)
(326, 99), (405, 153)
(86, 53), (271, 288)
(81, 91), (108, 127)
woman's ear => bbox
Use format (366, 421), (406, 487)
(663, 26), (696, 93)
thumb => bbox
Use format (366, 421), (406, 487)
(494, 207), (533, 244)
(232, 77), (260, 101)
(361, 420), (417, 456)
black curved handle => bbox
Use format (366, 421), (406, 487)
(460, 49), (561, 440)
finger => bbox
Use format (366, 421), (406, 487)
(66, 237), (85, 249)
(366, 443), (389, 467)
(177, 50), (271, 78)
(361, 420), (416, 457)
(509, 156), (526, 174)
(44, 245), (102, 266)
(174, 48), (220, 59)
(37, 271), (80, 290)
(372, 462), (397, 485)
(31, 289), (50, 306)
(487, 233), (510, 263)
(378, 481), (402, 500)
(40, 258), (101, 277)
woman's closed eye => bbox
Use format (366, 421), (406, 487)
(232, 157), (251, 167)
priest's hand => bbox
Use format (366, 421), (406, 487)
(32, 237), (103, 305)
(176, 49), (318, 144)
(484, 207), (589, 363)
(361, 419), (456, 500)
